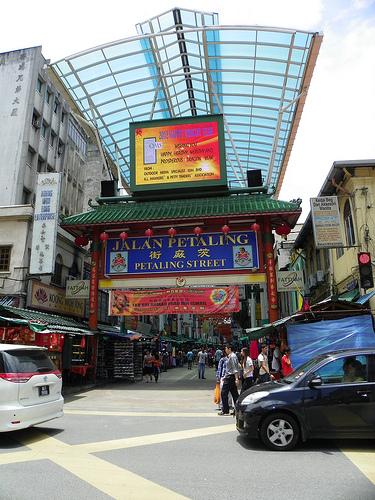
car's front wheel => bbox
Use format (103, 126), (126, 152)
(260, 413), (299, 451)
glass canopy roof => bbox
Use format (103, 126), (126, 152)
(52, 7), (322, 194)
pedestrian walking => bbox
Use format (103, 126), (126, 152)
(218, 344), (240, 415)
(216, 351), (233, 411)
(214, 347), (223, 370)
(241, 347), (254, 392)
(272, 342), (281, 374)
(153, 353), (161, 383)
(257, 344), (273, 383)
(186, 349), (193, 370)
(281, 347), (293, 377)
(143, 350), (154, 383)
(197, 348), (208, 379)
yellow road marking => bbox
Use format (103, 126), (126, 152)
(341, 448), (375, 485)
(15, 430), (187, 500)
(77, 423), (235, 453)
(64, 409), (218, 418)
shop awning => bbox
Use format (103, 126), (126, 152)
(245, 315), (299, 340)
(338, 289), (360, 302)
(0, 305), (93, 336)
(356, 289), (375, 305)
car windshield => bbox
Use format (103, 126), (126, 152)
(2, 349), (55, 373)
(282, 354), (328, 384)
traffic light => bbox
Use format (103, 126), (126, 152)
(358, 252), (374, 290)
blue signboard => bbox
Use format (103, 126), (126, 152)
(105, 231), (259, 276)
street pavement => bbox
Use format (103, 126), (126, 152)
(0, 365), (374, 499)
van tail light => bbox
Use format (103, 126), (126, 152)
(0, 370), (62, 383)
(0, 373), (33, 383)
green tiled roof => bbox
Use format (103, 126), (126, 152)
(61, 195), (301, 227)
(0, 305), (92, 334)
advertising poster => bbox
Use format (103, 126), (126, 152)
(105, 231), (259, 276)
(310, 196), (344, 248)
(130, 115), (226, 192)
(109, 287), (240, 316)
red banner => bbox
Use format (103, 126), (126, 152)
(109, 287), (240, 316)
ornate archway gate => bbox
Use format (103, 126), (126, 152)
(61, 191), (301, 331)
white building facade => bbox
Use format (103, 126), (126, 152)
(0, 46), (113, 311)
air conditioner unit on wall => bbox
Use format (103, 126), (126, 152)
(316, 270), (325, 283)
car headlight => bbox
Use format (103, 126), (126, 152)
(241, 391), (269, 405)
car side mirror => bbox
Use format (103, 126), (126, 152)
(309, 376), (322, 388)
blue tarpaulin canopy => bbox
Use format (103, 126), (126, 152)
(287, 314), (375, 368)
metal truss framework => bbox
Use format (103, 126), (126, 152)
(52, 7), (322, 193)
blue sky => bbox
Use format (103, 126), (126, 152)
(1, 0), (374, 218)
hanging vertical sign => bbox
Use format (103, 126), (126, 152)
(30, 173), (62, 274)
(310, 196), (344, 248)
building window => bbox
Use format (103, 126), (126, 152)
(0, 246), (11, 272)
(344, 200), (356, 247)
(32, 111), (41, 129)
(61, 111), (66, 124)
(52, 254), (63, 286)
(57, 140), (64, 157)
(316, 249), (321, 270)
(36, 78), (43, 93)
(336, 247), (344, 259)
(68, 120), (87, 156)
(41, 122), (48, 139)
(53, 99), (59, 114)
(22, 188), (31, 204)
(26, 147), (35, 167)
(37, 157), (45, 173)
(46, 90), (52, 105)
(50, 131), (56, 148)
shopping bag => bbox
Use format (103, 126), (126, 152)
(213, 382), (220, 404)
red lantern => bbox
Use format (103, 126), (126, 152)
(250, 223), (260, 232)
(100, 231), (109, 242)
(276, 223), (291, 236)
(145, 228), (153, 238)
(222, 224), (230, 235)
(119, 231), (128, 241)
(74, 235), (83, 246)
(194, 226), (202, 236)
(75, 235), (89, 246)
(168, 227), (177, 238)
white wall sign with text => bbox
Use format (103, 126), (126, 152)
(310, 196), (344, 249)
(277, 270), (305, 292)
(30, 173), (62, 274)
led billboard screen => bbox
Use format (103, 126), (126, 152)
(130, 114), (226, 192)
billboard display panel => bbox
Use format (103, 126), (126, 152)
(130, 114), (226, 192)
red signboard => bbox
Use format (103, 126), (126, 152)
(109, 287), (240, 316)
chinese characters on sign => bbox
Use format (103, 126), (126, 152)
(30, 173), (62, 274)
(266, 252), (278, 309)
(4, 50), (27, 118)
(310, 196), (344, 248)
(105, 231), (259, 275)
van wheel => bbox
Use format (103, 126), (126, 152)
(260, 413), (299, 451)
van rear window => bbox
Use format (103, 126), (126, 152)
(2, 350), (55, 373)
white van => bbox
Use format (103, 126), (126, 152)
(0, 344), (64, 432)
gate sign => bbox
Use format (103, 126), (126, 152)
(109, 287), (240, 316)
(277, 271), (305, 292)
(105, 231), (259, 276)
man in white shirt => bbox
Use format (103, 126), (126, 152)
(197, 348), (208, 379)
